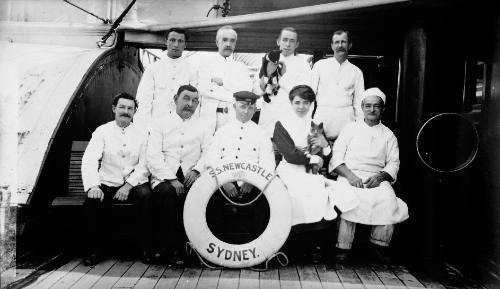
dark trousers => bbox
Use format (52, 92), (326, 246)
(153, 168), (189, 252)
(83, 183), (153, 253)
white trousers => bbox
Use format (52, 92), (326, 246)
(336, 218), (394, 250)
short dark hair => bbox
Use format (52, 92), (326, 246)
(332, 30), (350, 43)
(166, 28), (188, 41)
(174, 84), (198, 100)
(289, 85), (316, 102)
(279, 27), (299, 41)
(112, 92), (138, 109)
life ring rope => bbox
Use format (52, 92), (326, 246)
(207, 165), (280, 207)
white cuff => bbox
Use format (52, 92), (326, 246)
(309, 155), (321, 164)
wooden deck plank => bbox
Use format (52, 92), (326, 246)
(372, 264), (405, 289)
(195, 268), (220, 289)
(315, 264), (344, 289)
(278, 265), (301, 289)
(297, 264), (323, 289)
(153, 268), (183, 289)
(24, 258), (82, 289)
(70, 259), (117, 289)
(216, 269), (240, 289)
(259, 268), (280, 289)
(112, 261), (149, 288)
(392, 266), (426, 289)
(91, 260), (134, 289)
(175, 267), (202, 289)
(354, 267), (385, 289)
(133, 264), (165, 289)
(335, 264), (365, 289)
(49, 262), (92, 289)
(238, 269), (259, 289)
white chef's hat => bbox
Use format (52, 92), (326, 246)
(361, 87), (386, 104)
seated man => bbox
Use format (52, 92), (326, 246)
(146, 84), (212, 267)
(204, 91), (275, 242)
(330, 87), (409, 263)
(81, 92), (152, 266)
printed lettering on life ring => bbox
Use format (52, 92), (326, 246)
(183, 162), (292, 268)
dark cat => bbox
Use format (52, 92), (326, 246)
(259, 50), (283, 103)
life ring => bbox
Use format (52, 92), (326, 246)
(183, 161), (291, 268)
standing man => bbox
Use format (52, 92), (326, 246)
(135, 28), (198, 129)
(146, 85), (212, 267)
(81, 92), (152, 266)
(204, 91), (275, 241)
(258, 27), (312, 138)
(198, 25), (253, 132)
(329, 88), (408, 263)
(311, 30), (365, 142)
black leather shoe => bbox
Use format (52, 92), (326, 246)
(372, 245), (391, 264)
(83, 253), (101, 266)
(168, 250), (186, 268)
(141, 250), (156, 264)
(333, 248), (350, 263)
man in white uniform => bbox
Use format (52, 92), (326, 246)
(204, 91), (275, 242)
(146, 85), (212, 267)
(258, 27), (312, 138)
(311, 30), (364, 141)
(330, 88), (409, 263)
(135, 28), (198, 129)
(198, 25), (253, 132)
(81, 92), (152, 266)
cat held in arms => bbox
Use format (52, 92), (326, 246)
(259, 50), (283, 103)
(306, 121), (324, 174)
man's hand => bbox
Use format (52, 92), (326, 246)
(347, 172), (364, 188)
(364, 173), (384, 188)
(309, 134), (329, 148)
(211, 77), (223, 86)
(222, 183), (239, 198)
(184, 170), (200, 188)
(88, 186), (104, 201)
(170, 179), (185, 196)
(240, 183), (254, 195)
(114, 182), (132, 201)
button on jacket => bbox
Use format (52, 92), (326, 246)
(81, 121), (149, 192)
(135, 56), (198, 129)
(147, 112), (212, 188)
(204, 120), (275, 170)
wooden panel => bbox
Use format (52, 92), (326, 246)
(24, 258), (82, 289)
(113, 261), (149, 288)
(70, 259), (116, 289)
(392, 266), (425, 288)
(335, 264), (363, 289)
(278, 265), (301, 289)
(238, 269), (259, 289)
(50, 262), (92, 289)
(175, 267), (202, 289)
(315, 264), (343, 289)
(353, 267), (385, 289)
(91, 260), (134, 289)
(134, 264), (165, 289)
(154, 267), (183, 289)
(297, 264), (323, 289)
(217, 269), (240, 289)
(371, 264), (405, 288)
(196, 268), (220, 289)
(259, 268), (280, 289)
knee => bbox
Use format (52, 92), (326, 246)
(154, 182), (177, 200)
(134, 184), (153, 201)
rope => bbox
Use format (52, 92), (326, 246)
(207, 166), (279, 207)
(185, 242), (223, 270)
(250, 251), (289, 272)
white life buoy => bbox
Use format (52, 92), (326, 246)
(184, 162), (291, 268)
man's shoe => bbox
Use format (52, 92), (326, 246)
(333, 248), (350, 263)
(168, 250), (186, 268)
(372, 245), (391, 264)
(141, 250), (157, 264)
(83, 253), (101, 266)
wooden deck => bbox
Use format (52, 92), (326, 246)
(13, 256), (487, 289)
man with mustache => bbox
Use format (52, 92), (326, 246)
(258, 27), (312, 138)
(135, 28), (198, 129)
(146, 85), (212, 267)
(198, 25), (253, 132)
(330, 88), (408, 263)
(81, 92), (153, 266)
(311, 30), (365, 142)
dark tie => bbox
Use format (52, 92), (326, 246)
(176, 167), (185, 184)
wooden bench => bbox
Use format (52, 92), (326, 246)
(51, 141), (132, 206)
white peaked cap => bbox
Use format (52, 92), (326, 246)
(362, 87), (386, 104)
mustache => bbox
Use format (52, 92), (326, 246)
(119, 113), (131, 118)
(182, 106), (194, 112)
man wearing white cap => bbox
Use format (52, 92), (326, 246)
(311, 30), (364, 141)
(329, 87), (409, 263)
